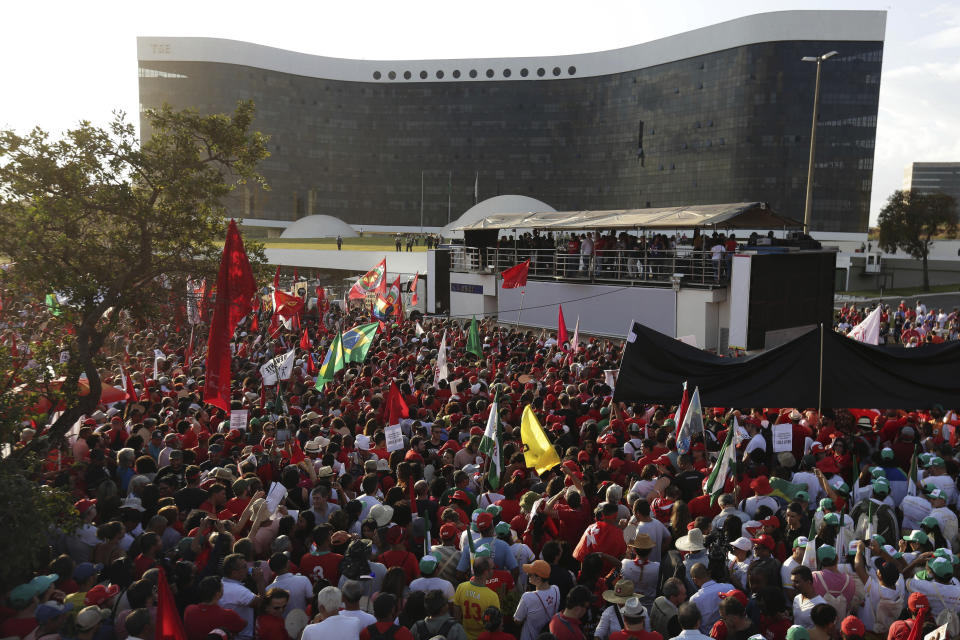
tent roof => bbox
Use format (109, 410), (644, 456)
(452, 202), (801, 231)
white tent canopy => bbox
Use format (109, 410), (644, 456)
(451, 202), (801, 232)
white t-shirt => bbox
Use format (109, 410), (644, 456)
(338, 609), (376, 629)
(356, 494), (381, 522)
(410, 576), (455, 601)
(633, 519), (672, 564)
(220, 578), (257, 640)
(861, 575), (904, 633)
(792, 594), (827, 628)
(301, 615), (361, 640)
(781, 557), (800, 589)
(905, 578), (960, 620)
(621, 558), (660, 604)
(744, 433), (766, 457)
(514, 586), (560, 640)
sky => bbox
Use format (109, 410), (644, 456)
(2, 0), (959, 226)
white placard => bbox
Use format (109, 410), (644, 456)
(924, 623), (949, 640)
(385, 424), (404, 452)
(772, 423), (793, 452)
(265, 482), (288, 514)
(901, 495), (932, 530)
(230, 410), (249, 431)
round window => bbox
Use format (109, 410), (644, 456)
(552, 67), (561, 76)
(373, 71), (382, 80)
(520, 68), (529, 77)
(388, 71), (396, 80)
(453, 70), (461, 78)
(503, 68), (511, 78)
(436, 70), (444, 79)
(403, 71), (412, 80)
(469, 69), (478, 78)
(568, 66), (576, 75)
(486, 69), (494, 78)
(537, 68), (545, 77)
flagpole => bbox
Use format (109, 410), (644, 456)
(818, 322), (824, 417)
(516, 289), (525, 328)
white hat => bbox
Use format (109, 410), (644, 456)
(675, 528), (706, 552)
(120, 496), (145, 512)
(621, 597), (646, 618)
(730, 536), (754, 551)
(355, 434), (371, 451)
(369, 504), (394, 527)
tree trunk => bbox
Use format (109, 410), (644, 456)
(923, 250), (930, 292)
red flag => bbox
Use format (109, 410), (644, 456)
(675, 382), (690, 440)
(249, 310), (258, 332)
(410, 272), (420, 306)
(501, 259), (530, 289)
(273, 289), (304, 320)
(316, 286), (325, 303)
(557, 305), (569, 348)
(184, 325), (195, 367)
(349, 258), (387, 299)
(203, 220), (256, 413)
(156, 568), (187, 640)
(307, 352), (318, 376)
(289, 438), (305, 464)
(121, 366), (138, 403)
(299, 327), (311, 350)
(386, 381), (409, 426)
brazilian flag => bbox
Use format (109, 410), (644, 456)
(342, 322), (379, 363)
(315, 332), (345, 390)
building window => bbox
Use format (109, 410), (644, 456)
(568, 66), (576, 75)
(420, 70), (428, 79)
(469, 69), (478, 78)
(503, 68), (511, 77)
(520, 68), (529, 77)
(436, 70), (444, 79)
(453, 69), (461, 78)
(552, 67), (561, 76)
(388, 71), (396, 80)
(372, 71), (382, 80)
(486, 69), (494, 78)
(403, 71), (412, 79)
(537, 68), (546, 77)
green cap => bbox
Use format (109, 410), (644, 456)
(871, 534), (886, 546)
(495, 521), (512, 537)
(473, 544), (492, 558)
(926, 456), (945, 468)
(419, 554), (439, 573)
(793, 536), (809, 548)
(795, 491), (810, 502)
(871, 466), (887, 478)
(930, 557), (953, 578)
(786, 626), (811, 640)
(485, 505), (502, 518)
(600, 406), (611, 416)
(834, 482), (850, 495)
(819, 498), (834, 511)
(823, 512), (841, 526)
(880, 448), (895, 461)
(934, 548), (952, 560)
(922, 516), (940, 529)
(664, 418), (676, 429)
(904, 530), (929, 544)
(919, 453), (934, 466)
(872, 479), (890, 495)
(817, 545), (837, 561)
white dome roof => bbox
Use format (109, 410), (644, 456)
(444, 195), (555, 234)
(280, 215), (358, 239)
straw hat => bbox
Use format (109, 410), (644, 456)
(675, 528), (706, 552)
(602, 579), (636, 604)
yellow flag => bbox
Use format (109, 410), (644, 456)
(520, 405), (561, 475)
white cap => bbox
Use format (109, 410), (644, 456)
(730, 536), (754, 551)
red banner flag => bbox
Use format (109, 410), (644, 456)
(156, 568), (187, 640)
(307, 352), (318, 376)
(386, 381), (409, 426)
(500, 259), (530, 289)
(121, 365), (138, 403)
(557, 304), (569, 348)
(349, 258), (387, 300)
(203, 220), (256, 412)
(299, 327), (311, 350)
(410, 272), (420, 306)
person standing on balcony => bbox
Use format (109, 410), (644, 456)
(565, 234), (580, 277)
(580, 232), (594, 275)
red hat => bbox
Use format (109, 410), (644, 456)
(598, 433), (617, 446)
(691, 442), (706, 452)
(469, 426), (483, 437)
(84, 583), (120, 606)
(74, 499), (97, 515)
(761, 516), (781, 529)
(841, 616), (865, 637)
(451, 490), (470, 504)
(751, 534), (776, 551)
(562, 460), (581, 474)
(227, 429), (242, 441)
(511, 469), (526, 480)
(385, 525), (406, 545)
(608, 458), (625, 469)
(440, 523), (458, 539)
(577, 451), (590, 463)
(750, 476), (772, 495)
(404, 450), (424, 464)
(653, 455), (672, 466)
(816, 457), (840, 474)
(718, 590), (749, 607)
(810, 442), (825, 454)
(476, 512), (493, 530)
(439, 440), (461, 453)
(908, 593), (929, 613)
(82, 418), (97, 427)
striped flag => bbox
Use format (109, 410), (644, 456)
(479, 394), (503, 489)
(801, 518), (818, 568)
(704, 419), (736, 505)
(676, 386), (703, 455)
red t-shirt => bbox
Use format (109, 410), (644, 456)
(550, 613), (586, 640)
(0, 616), (38, 640)
(478, 632), (517, 640)
(360, 622), (414, 640)
(486, 569), (515, 594)
(133, 554), (156, 579)
(183, 603), (247, 640)
(255, 613), (289, 640)
(378, 550), (420, 582)
(494, 498), (521, 525)
(298, 552), (343, 585)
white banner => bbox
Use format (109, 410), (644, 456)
(772, 423), (793, 452)
(384, 424), (404, 452)
(230, 410), (249, 431)
(260, 349), (296, 386)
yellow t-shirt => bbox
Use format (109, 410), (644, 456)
(454, 580), (500, 640)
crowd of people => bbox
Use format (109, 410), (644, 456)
(3, 290), (960, 640)
(835, 300), (960, 344)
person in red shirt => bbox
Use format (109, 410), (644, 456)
(298, 525), (344, 585)
(572, 503), (626, 566)
(377, 525), (419, 582)
(359, 593), (414, 640)
(197, 484), (228, 515)
(611, 597), (663, 640)
(133, 532), (161, 579)
(477, 606), (515, 640)
(550, 584), (592, 640)
(255, 588), (291, 640)
(183, 576), (247, 640)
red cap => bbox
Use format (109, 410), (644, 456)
(908, 592), (929, 613)
(751, 534), (776, 551)
(654, 455), (672, 466)
(562, 460), (581, 474)
(577, 451), (590, 463)
(476, 512), (493, 530)
(597, 433), (617, 446)
(841, 616), (865, 637)
(404, 450), (424, 463)
(439, 440), (461, 453)
(691, 442), (706, 452)
(440, 523), (458, 539)
(761, 516), (781, 529)
(452, 490), (470, 504)
(810, 442), (825, 454)
(608, 458), (625, 469)
(816, 457), (840, 474)
(227, 429), (242, 441)
(385, 525), (406, 545)
(469, 426), (484, 437)
(74, 499), (97, 515)
(84, 583), (120, 606)
(718, 590), (748, 607)
(750, 476), (771, 495)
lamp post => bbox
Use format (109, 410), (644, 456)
(800, 50), (838, 235)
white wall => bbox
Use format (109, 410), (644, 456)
(676, 288), (727, 351)
(498, 281), (676, 338)
(449, 272), (498, 319)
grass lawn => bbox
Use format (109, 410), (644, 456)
(263, 235), (428, 252)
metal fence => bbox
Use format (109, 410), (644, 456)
(449, 246), (730, 286)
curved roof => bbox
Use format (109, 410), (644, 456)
(138, 10), (885, 84)
(452, 202), (801, 231)
(280, 215), (358, 239)
(444, 196), (555, 234)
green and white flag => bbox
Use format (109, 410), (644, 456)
(906, 445), (919, 496)
(704, 416), (736, 505)
(478, 395), (502, 489)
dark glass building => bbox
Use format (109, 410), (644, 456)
(138, 10), (885, 232)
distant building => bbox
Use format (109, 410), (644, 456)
(903, 162), (960, 202)
(138, 10), (885, 233)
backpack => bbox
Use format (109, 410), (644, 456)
(412, 618), (455, 640)
(814, 572), (851, 617)
(872, 589), (904, 632)
(365, 623), (399, 640)
(930, 590), (960, 640)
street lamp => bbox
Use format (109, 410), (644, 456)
(800, 50), (838, 235)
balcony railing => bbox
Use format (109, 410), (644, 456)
(449, 246), (730, 287)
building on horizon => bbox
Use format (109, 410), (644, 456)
(137, 9), (885, 233)
(903, 162), (960, 203)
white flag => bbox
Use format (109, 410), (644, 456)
(260, 349), (296, 386)
(479, 400), (502, 489)
(676, 386), (704, 455)
(570, 316), (580, 352)
(847, 306), (881, 345)
(415, 322), (426, 337)
(435, 331), (448, 387)
(408, 370), (415, 390)
(153, 349), (165, 379)
(604, 369), (619, 390)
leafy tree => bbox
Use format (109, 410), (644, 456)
(0, 101), (270, 462)
(877, 189), (959, 291)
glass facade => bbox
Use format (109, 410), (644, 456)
(138, 40), (882, 232)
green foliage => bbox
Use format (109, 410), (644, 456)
(0, 101), (270, 457)
(877, 189), (959, 291)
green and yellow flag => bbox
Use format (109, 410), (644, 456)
(45, 293), (62, 317)
(520, 405), (561, 475)
(342, 322), (379, 364)
(466, 316), (482, 358)
(315, 332), (345, 390)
